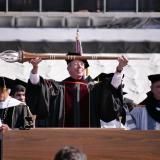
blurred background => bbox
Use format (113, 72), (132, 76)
(0, 0), (159, 12)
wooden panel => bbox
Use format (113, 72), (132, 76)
(0, 131), (2, 160)
(2, 129), (160, 160)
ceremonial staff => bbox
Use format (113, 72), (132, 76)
(0, 50), (149, 63)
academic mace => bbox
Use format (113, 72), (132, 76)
(0, 50), (149, 63)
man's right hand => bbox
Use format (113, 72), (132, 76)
(0, 124), (11, 132)
(30, 58), (42, 74)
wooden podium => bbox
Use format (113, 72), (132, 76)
(1, 128), (160, 160)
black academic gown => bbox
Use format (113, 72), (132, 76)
(0, 104), (33, 129)
(140, 91), (160, 123)
(26, 74), (126, 127)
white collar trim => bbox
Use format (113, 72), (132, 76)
(0, 96), (24, 109)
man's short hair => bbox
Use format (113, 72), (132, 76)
(54, 146), (87, 160)
(11, 85), (26, 96)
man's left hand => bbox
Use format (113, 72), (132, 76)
(117, 55), (128, 72)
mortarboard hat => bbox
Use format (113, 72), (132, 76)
(0, 77), (27, 93)
(66, 52), (89, 69)
(94, 73), (114, 82)
(0, 77), (14, 89)
(123, 91), (127, 95)
(10, 79), (27, 96)
(148, 74), (160, 84)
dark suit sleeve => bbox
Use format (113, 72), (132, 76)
(26, 76), (59, 119)
(12, 105), (33, 129)
(91, 75), (126, 124)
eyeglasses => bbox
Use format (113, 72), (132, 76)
(71, 61), (85, 68)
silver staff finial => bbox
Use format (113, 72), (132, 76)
(0, 50), (22, 63)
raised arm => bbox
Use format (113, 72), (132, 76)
(111, 55), (128, 89)
(29, 58), (42, 84)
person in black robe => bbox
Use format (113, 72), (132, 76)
(0, 77), (33, 131)
(129, 74), (160, 130)
(26, 52), (128, 127)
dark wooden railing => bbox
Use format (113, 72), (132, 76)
(1, 128), (160, 160)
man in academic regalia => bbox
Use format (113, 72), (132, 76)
(130, 74), (160, 130)
(11, 84), (26, 103)
(26, 52), (128, 128)
(0, 77), (33, 131)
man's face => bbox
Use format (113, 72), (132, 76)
(151, 81), (160, 101)
(0, 88), (9, 102)
(67, 60), (85, 80)
(13, 91), (26, 102)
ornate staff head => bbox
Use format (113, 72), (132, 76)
(0, 50), (149, 63)
(0, 50), (22, 63)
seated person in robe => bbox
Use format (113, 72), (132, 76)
(0, 77), (33, 131)
(130, 74), (160, 130)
